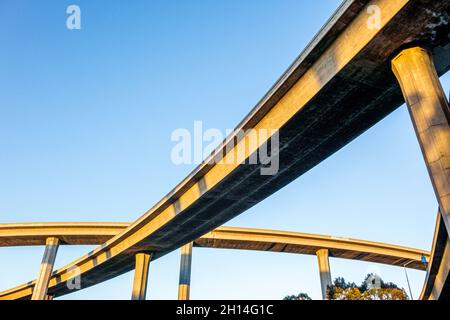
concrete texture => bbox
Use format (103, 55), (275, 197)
(178, 242), (193, 300)
(131, 253), (151, 300)
(1, 0), (449, 300)
(31, 237), (60, 300)
(421, 212), (450, 300)
(0, 223), (430, 300)
(392, 47), (450, 300)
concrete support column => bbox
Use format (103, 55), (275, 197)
(178, 242), (193, 300)
(131, 253), (151, 300)
(31, 237), (60, 300)
(392, 47), (450, 233)
(316, 249), (332, 300)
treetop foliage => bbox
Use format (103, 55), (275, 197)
(284, 273), (409, 300)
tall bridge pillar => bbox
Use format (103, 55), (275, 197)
(316, 249), (332, 300)
(131, 253), (151, 300)
(31, 237), (60, 300)
(178, 242), (193, 300)
(392, 47), (450, 235)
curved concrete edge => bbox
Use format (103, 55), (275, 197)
(201, 227), (429, 270)
(0, 222), (130, 246)
(1, 0), (444, 302)
(420, 213), (450, 300)
(1, 0), (448, 301)
(0, 223), (429, 300)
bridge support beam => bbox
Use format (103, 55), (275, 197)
(31, 237), (60, 300)
(178, 242), (193, 300)
(131, 253), (151, 300)
(316, 249), (332, 300)
(392, 47), (450, 234)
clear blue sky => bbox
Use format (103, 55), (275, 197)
(0, 0), (448, 300)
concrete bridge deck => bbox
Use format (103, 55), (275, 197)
(2, 0), (449, 300)
(0, 222), (429, 299)
(420, 213), (450, 300)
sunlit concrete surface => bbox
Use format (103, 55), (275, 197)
(178, 242), (193, 300)
(0, 223), (429, 299)
(30, 237), (59, 300)
(392, 45), (450, 299)
(0, 223), (430, 270)
(316, 249), (332, 300)
(421, 212), (450, 300)
(131, 253), (151, 300)
(1, 0), (449, 300)
(0, 222), (128, 246)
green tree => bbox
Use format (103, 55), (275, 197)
(327, 273), (409, 300)
(283, 293), (312, 300)
(284, 273), (409, 300)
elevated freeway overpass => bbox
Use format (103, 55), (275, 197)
(1, 0), (450, 300)
(0, 223), (430, 299)
(420, 212), (450, 300)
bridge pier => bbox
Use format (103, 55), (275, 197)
(31, 237), (60, 300)
(392, 47), (450, 235)
(131, 253), (151, 300)
(178, 242), (193, 300)
(316, 249), (332, 300)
